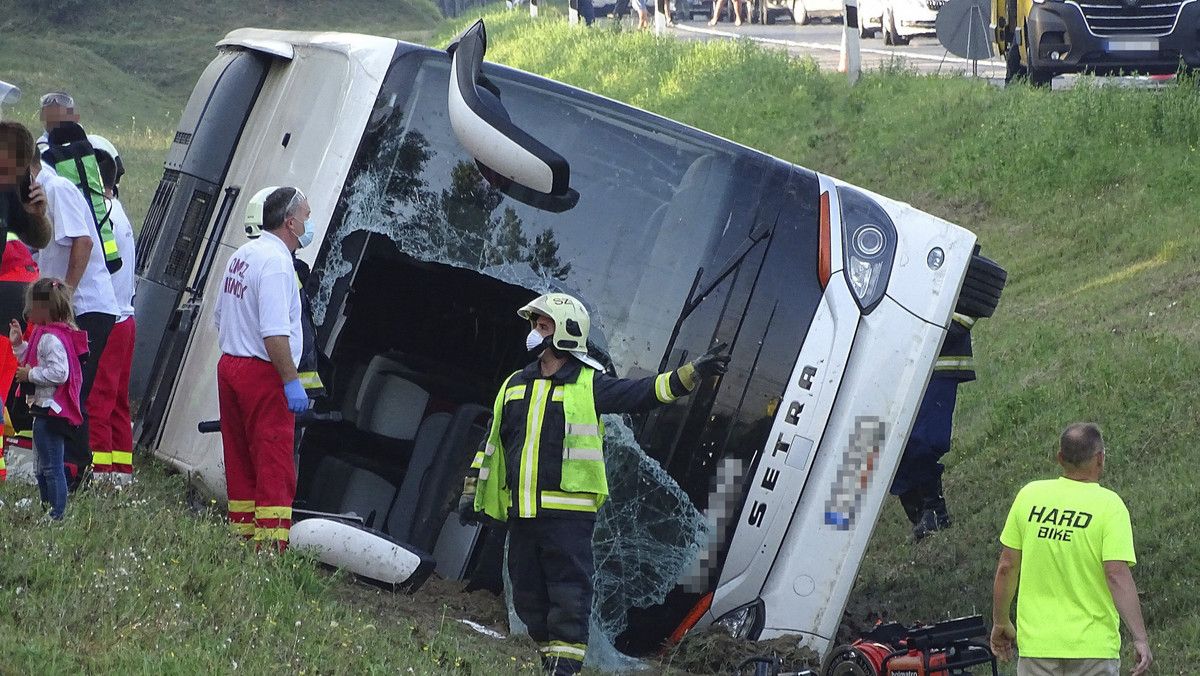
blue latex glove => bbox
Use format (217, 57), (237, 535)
(283, 378), (309, 413)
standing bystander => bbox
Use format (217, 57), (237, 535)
(991, 422), (1152, 676)
(85, 137), (137, 485)
(709, 0), (743, 25)
(19, 120), (121, 490)
(37, 92), (80, 153)
(213, 187), (311, 550)
(0, 119), (54, 485)
(0, 122), (54, 250)
(10, 277), (89, 520)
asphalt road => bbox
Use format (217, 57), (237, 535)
(664, 14), (1007, 80)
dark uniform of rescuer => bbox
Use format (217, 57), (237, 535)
(459, 292), (728, 676)
(891, 312), (977, 539)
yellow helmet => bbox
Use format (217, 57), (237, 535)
(244, 186), (282, 238)
(518, 292), (591, 356)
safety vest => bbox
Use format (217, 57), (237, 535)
(41, 123), (122, 273)
(472, 368), (606, 521)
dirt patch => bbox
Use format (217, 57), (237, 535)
(334, 572), (823, 675)
(333, 572), (537, 662)
(661, 626), (820, 675)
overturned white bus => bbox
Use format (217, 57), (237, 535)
(130, 22), (1004, 661)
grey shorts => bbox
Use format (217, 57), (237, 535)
(631, 0), (646, 11)
(1018, 657), (1120, 676)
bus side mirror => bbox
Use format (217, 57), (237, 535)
(0, 80), (20, 106)
(447, 20), (579, 213)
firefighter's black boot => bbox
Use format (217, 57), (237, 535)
(898, 491), (924, 526)
(542, 655), (584, 676)
(912, 480), (952, 539)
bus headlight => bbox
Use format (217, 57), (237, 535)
(713, 599), (765, 640)
(837, 186), (897, 314)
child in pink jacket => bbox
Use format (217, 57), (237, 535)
(11, 277), (88, 520)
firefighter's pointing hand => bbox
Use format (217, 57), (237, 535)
(690, 342), (731, 379)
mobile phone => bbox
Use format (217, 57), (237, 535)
(16, 169), (32, 204)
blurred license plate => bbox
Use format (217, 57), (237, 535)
(1106, 39), (1159, 52)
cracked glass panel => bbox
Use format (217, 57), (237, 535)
(312, 56), (741, 386)
(507, 416), (708, 672)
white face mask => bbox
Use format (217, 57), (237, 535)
(526, 328), (547, 352)
(295, 218), (315, 248)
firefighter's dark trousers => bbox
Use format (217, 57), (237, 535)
(509, 515), (594, 675)
(891, 377), (958, 498)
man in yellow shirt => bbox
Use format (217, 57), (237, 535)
(991, 422), (1152, 676)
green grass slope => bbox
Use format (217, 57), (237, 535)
(3, 0), (442, 102)
(0, 465), (546, 674)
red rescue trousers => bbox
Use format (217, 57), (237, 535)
(88, 317), (136, 476)
(217, 354), (296, 550)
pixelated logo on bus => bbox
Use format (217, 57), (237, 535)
(824, 416), (885, 530)
(680, 457), (747, 592)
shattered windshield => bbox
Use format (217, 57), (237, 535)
(312, 56), (757, 381)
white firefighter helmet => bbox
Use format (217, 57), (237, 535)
(88, 134), (126, 191)
(87, 134), (119, 160)
(244, 186), (282, 238)
(518, 293), (604, 370)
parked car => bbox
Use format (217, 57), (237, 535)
(860, 0), (942, 44)
(784, 0), (844, 24)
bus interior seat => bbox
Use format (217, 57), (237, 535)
(303, 455), (358, 516)
(385, 411), (452, 543)
(356, 355), (429, 442)
(410, 403), (491, 551)
(390, 402), (491, 551)
(622, 154), (721, 363)
(337, 466), (399, 531)
(338, 361), (370, 426)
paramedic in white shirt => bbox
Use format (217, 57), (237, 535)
(213, 186), (310, 551)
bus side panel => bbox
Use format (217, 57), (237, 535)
(132, 49), (270, 438)
(151, 41), (394, 496)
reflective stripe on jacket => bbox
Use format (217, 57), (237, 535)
(293, 259), (324, 395)
(933, 313), (976, 382)
(472, 358), (695, 521)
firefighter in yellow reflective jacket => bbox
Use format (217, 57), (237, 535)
(891, 312), (978, 539)
(460, 293), (728, 676)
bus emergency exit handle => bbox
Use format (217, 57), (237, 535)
(197, 411), (343, 434)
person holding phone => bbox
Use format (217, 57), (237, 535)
(0, 122), (54, 254)
(5, 120), (120, 491)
